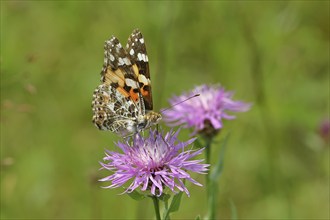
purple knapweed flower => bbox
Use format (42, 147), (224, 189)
(162, 84), (251, 137)
(99, 129), (209, 197)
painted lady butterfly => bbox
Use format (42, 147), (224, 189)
(92, 29), (162, 136)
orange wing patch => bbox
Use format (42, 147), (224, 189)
(124, 77), (140, 102)
(140, 87), (150, 97)
(138, 74), (151, 97)
(128, 88), (139, 102)
(103, 65), (141, 103)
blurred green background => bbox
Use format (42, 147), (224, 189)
(1, 1), (329, 219)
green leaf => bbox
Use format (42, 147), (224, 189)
(159, 193), (171, 203)
(195, 215), (201, 220)
(163, 191), (183, 220)
(210, 133), (230, 182)
(127, 190), (146, 201)
(168, 192), (183, 213)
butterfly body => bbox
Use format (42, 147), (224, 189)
(92, 29), (161, 136)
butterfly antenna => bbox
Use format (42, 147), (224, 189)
(160, 94), (200, 113)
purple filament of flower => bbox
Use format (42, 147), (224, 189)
(99, 129), (209, 197)
(162, 84), (251, 134)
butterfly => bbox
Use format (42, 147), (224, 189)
(92, 29), (162, 137)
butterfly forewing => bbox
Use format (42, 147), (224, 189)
(126, 29), (153, 111)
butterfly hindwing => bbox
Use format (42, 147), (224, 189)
(92, 84), (139, 136)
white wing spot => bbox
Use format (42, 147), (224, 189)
(137, 53), (143, 61)
(109, 54), (115, 62)
(129, 48), (134, 55)
(123, 57), (131, 65)
(116, 43), (122, 52)
(125, 78), (138, 88)
(137, 53), (147, 62)
(139, 38), (144, 44)
(118, 57), (125, 66)
(141, 53), (146, 62)
(138, 74), (149, 85)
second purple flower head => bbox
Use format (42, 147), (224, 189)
(163, 84), (251, 137)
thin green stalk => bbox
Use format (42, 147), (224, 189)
(205, 140), (211, 217)
(164, 200), (170, 220)
(151, 195), (161, 220)
(204, 137), (215, 220)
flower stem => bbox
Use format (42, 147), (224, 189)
(204, 137), (215, 220)
(204, 136), (213, 188)
(151, 195), (161, 220)
(164, 200), (170, 220)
